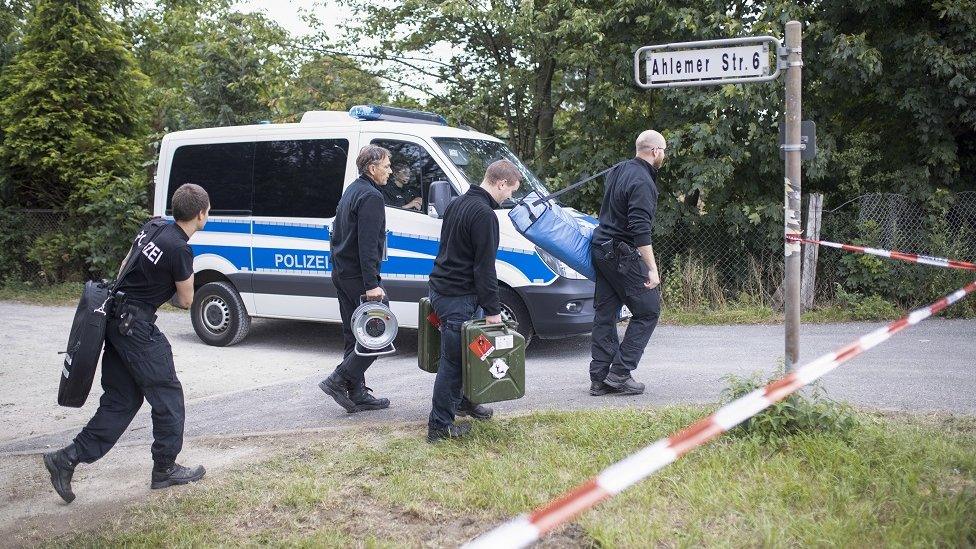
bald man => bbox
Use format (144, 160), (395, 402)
(588, 130), (666, 396)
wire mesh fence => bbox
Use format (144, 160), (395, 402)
(6, 192), (976, 312)
(1, 208), (71, 285)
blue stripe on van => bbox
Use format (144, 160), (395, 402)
(194, 229), (557, 282)
(253, 223), (329, 241)
(253, 247), (330, 271)
(202, 220), (251, 234)
(497, 249), (556, 282)
(191, 244), (252, 270)
(387, 234), (438, 256)
(381, 255), (434, 275)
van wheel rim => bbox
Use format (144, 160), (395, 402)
(202, 297), (230, 334)
(499, 304), (516, 325)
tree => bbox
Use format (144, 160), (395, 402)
(125, 0), (293, 132)
(279, 53), (390, 120)
(0, 0), (148, 276)
(0, 0), (147, 208)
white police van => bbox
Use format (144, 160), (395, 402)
(153, 105), (598, 346)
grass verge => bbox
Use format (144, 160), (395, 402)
(0, 281), (82, 305)
(1, 282), (910, 326)
(50, 409), (976, 547)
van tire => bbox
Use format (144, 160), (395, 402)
(499, 287), (534, 345)
(191, 281), (251, 347)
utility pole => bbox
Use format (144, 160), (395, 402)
(783, 21), (803, 370)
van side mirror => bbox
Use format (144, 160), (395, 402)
(428, 180), (458, 218)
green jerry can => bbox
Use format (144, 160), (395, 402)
(461, 319), (526, 405)
(418, 297), (441, 373)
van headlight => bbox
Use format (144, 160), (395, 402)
(535, 247), (588, 280)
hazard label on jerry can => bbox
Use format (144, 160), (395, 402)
(461, 319), (526, 404)
(418, 297), (441, 373)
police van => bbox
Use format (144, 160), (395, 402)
(153, 105), (598, 346)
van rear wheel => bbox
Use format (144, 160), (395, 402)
(499, 287), (534, 345)
(191, 281), (250, 347)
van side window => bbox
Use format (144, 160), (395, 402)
(168, 142), (254, 215)
(371, 139), (448, 213)
(253, 139), (349, 218)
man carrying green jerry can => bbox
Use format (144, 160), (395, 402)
(426, 160), (522, 443)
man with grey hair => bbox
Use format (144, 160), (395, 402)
(588, 130), (666, 396)
(320, 144), (393, 413)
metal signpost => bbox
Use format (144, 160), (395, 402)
(634, 21), (805, 370)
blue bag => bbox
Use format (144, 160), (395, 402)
(508, 164), (619, 282)
(509, 192), (597, 281)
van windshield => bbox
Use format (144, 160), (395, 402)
(434, 137), (551, 205)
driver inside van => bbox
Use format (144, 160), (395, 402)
(382, 164), (422, 211)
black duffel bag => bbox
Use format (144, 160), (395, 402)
(58, 218), (168, 408)
(58, 280), (114, 407)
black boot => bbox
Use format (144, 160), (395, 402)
(457, 398), (493, 420)
(151, 463), (206, 489)
(604, 371), (645, 395)
(427, 422), (472, 443)
(319, 371), (357, 412)
(589, 380), (621, 396)
(43, 444), (79, 504)
(348, 384), (390, 413)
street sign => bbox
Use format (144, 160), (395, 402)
(779, 120), (817, 160)
(648, 44), (769, 84)
(634, 36), (783, 89)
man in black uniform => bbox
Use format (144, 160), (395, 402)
(43, 183), (210, 503)
(426, 159), (522, 442)
(381, 164), (422, 210)
(319, 145), (393, 413)
(589, 130), (666, 396)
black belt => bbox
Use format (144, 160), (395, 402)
(117, 299), (158, 324)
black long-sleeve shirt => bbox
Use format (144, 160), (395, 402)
(330, 176), (386, 290)
(429, 185), (501, 316)
(592, 157), (658, 248)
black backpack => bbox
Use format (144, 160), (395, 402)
(58, 219), (169, 407)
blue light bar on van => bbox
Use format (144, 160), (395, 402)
(349, 105), (447, 126)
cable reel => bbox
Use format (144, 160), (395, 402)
(352, 296), (398, 357)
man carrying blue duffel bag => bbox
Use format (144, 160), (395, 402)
(588, 130), (667, 397)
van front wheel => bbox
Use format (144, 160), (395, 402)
(191, 281), (251, 347)
(499, 287), (534, 345)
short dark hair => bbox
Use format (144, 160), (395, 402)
(172, 183), (209, 221)
(356, 145), (390, 175)
(484, 159), (522, 187)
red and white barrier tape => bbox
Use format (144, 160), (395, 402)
(786, 234), (976, 271)
(464, 278), (976, 549)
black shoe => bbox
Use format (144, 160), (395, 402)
(604, 372), (645, 395)
(457, 399), (493, 420)
(348, 384), (390, 413)
(427, 422), (472, 443)
(589, 380), (621, 396)
(43, 444), (79, 504)
(319, 373), (357, 413)
(151, 463), (206, 489)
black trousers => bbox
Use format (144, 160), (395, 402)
(73, 314), (185, 467)
(332, 276), (381, 387)
(589, 241), (661, 382)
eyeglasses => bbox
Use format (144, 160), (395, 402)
(649, 146), (667, 153)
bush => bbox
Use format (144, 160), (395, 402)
(72, 175), (149, 278)
(663, 254), (726, 310)
(0, 207), (28, 280)
(721, 368), (858, 441)
(833, 284), (901, 321)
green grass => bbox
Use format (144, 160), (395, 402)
(51, 409), (976, 547)
(0, 280), (82, 305)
